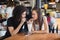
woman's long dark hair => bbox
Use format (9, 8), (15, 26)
(32, 7), (43, 30)
(12, 5), (27, 22)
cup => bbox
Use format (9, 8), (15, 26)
(27, 23), (32, 35)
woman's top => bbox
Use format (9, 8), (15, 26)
(4, 17), (28, 38)
(34, 16), (45, 31)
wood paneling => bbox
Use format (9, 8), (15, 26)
(56, 18), (60, 30)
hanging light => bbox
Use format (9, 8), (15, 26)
(44, 4), (48, 9)
(12, 0), (13, 1)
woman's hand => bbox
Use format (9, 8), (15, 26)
(27, 18), (33, 24)
(21, 18), (26, 24)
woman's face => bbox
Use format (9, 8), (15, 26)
(21, 11), (26, 18)
(32, 10), (38, 20)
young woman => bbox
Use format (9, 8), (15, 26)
(28, 7), (48, 33)
(2, 5), (28, 39)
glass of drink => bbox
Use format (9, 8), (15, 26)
(27, 22), (32, 35)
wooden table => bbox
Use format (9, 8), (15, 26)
(4, 33), (60, 40)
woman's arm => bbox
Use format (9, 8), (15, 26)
(32, 30), (47, 34)
(8, 18), (26, 36)
(43, 16), (48, 33)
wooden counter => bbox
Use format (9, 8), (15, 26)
(4, 33), (60, 40)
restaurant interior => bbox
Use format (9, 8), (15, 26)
(0, 0), (60, 40)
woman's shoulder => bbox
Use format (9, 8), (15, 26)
(42, 16), (47, 20)
(6, 7), (11, 9)
(8, 17), (14, 22)
(7, 7), (11, 8)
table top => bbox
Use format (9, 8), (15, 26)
(4, 33), (60, 40)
